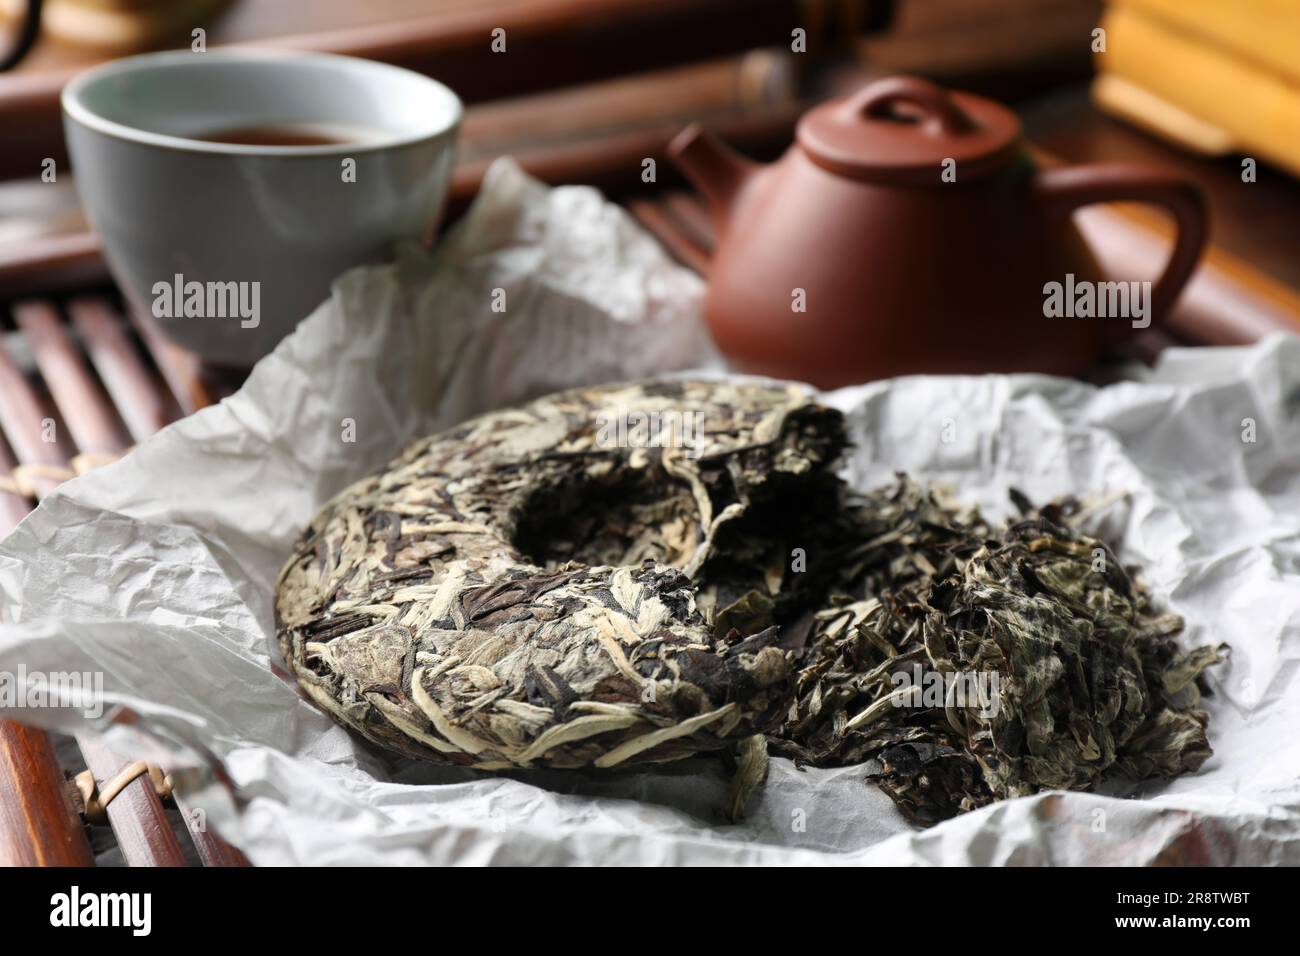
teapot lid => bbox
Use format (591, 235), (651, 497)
(797, 76), (1022, 184)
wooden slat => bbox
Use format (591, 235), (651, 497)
(662, 192), (718, 254)
(0, 413), (92, 866)
(241, 0), (886, 105)
(625, 198), (713, 274)
(858, 0), (1099, 88)
(173, 792), (251, 868)
(448, 105), (802, 214)
(68, 297), (176, 444)
(13, 301), (130, 455)
(458, 52), (797, 156)
(126, 307), (219, 417)
(75, 736), (187, 868)
(0, 721), (93, 866)
(0, 341), (72, 500)
(0, 437), (31, 529)
(0, 232), (104, 302)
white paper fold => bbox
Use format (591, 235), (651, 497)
(1, 159), (1297, 865)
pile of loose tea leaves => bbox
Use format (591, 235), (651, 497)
(276, 380), (1224, 826)
(759, 478), (1226, 826)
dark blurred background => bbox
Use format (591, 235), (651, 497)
(1, 0), (1298, 325)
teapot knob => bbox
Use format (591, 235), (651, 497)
(840, 75), (977, 136)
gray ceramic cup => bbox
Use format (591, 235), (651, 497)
(62, 50), (461, 367)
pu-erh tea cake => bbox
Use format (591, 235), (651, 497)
(275, 379), (1223, 825)
(275, 380), (842, 770)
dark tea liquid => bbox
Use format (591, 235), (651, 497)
(193, 123), (381, 147)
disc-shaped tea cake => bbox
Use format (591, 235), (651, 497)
(275, 380), (845, 770)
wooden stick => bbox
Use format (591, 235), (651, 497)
(126, 306), (221, 417)
(0, 721), (94, 866)
(448, 105), (802, 213)
(75, 736), (187, 867)
(458, 53), (797, 156)
(68, 297), (178, 444)
(174, 792), (251, 868)
(13, 300), (131, 454)
(626, 198), (712, 275)
(662, 192), (718, 254)
(0, 232), (102, 303)
(0, 339), (73, 500)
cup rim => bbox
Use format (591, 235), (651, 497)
(61, 48), (463, 157)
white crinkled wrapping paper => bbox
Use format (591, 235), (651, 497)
(1, 159), (1298, 865)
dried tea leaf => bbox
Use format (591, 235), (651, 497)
(769, 478), (1227, 826)
(726, 734), (770, 821)
(276, 380), (844, 770)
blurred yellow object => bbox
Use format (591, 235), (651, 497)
(1117, 0), (1300, 83)
(0, 0), (231, 51)
(1094, 2), (1300, 178)
(1093, 72), (1237, 156)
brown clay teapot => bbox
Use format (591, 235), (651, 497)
(669, 75), (1207, 388)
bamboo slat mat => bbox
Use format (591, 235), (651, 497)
(0, 290), (248, 866)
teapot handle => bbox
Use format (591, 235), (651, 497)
(1033, 164), (1207, 329)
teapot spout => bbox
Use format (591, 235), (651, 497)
(669, 123), (757, 220)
